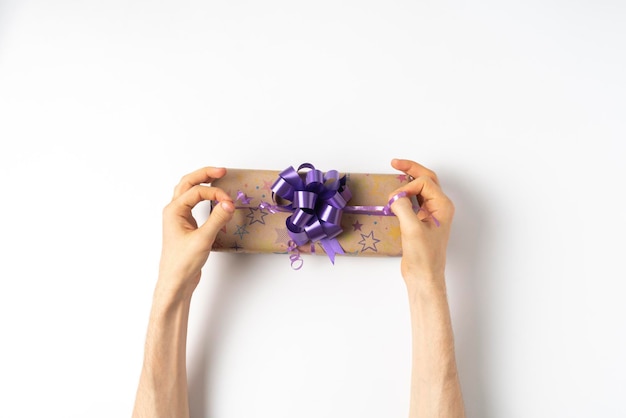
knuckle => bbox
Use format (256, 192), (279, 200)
(194, 184), (210, 197)
(448, 199), (456, 215)
(176, 174), (194, 190)
(186, 184), (201, 197)
(179, 173), (191, 184)
(162, 202), (174, 216)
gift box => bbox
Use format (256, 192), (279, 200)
(210, 163), (417, 266)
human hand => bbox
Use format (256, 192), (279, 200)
(389, 159), (455, 288)
(156, 167), (235, 300)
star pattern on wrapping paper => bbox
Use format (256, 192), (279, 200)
(246, 207), (268, 225)
(352, 220), (363, 231)
(233, 224), (249, 240)
(396, 174), (408, 182)
(358, 230), (380, 253)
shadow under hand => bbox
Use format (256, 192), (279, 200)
(187, 253), (259, 418)
(444, 170), (493, 418)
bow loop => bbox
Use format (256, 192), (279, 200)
(272, 163), (349, 264)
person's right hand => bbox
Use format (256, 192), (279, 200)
(389, 159), (455, 288)
(157, 166), (235, 301)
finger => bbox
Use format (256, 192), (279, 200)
(389, 175), (443, 204)
(391, 158), (439, 186)
(389, 175), (454, 224)
(390, 195), (422, 232)
(199, 200), (235, 243)
(169, 185), (232, 215)
(172, 167), (227, 201)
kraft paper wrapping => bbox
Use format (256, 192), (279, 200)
(210, 167), (415, 259)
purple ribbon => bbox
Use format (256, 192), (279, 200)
(267, 163), (351, 264)
(234, 163), (440, 266)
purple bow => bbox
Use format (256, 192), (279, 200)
(269, 163), (352, 264)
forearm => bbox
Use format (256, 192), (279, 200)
(132, 284), (192, 418)
(406, 277), (465, 418)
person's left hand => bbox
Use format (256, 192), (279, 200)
(156, 167), (235, 300)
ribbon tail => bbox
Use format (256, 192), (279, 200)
(320, 238), (345, 264)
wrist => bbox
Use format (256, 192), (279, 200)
(153, 274), (195, 309)
(403, 273), (448, 304)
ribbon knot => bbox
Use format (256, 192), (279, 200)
(269, 163), (351, 264)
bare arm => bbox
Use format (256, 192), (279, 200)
(132, 167), (235, 418)
(132, 290), (192, 417)
(390, 159), (466, 418)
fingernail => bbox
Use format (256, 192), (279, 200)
(221, 201), (235, 213)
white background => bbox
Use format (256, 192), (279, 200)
(1, 0), (625, 417)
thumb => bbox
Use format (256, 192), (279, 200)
(200, 200), (235, 243)
(390, 196), (422, 233)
